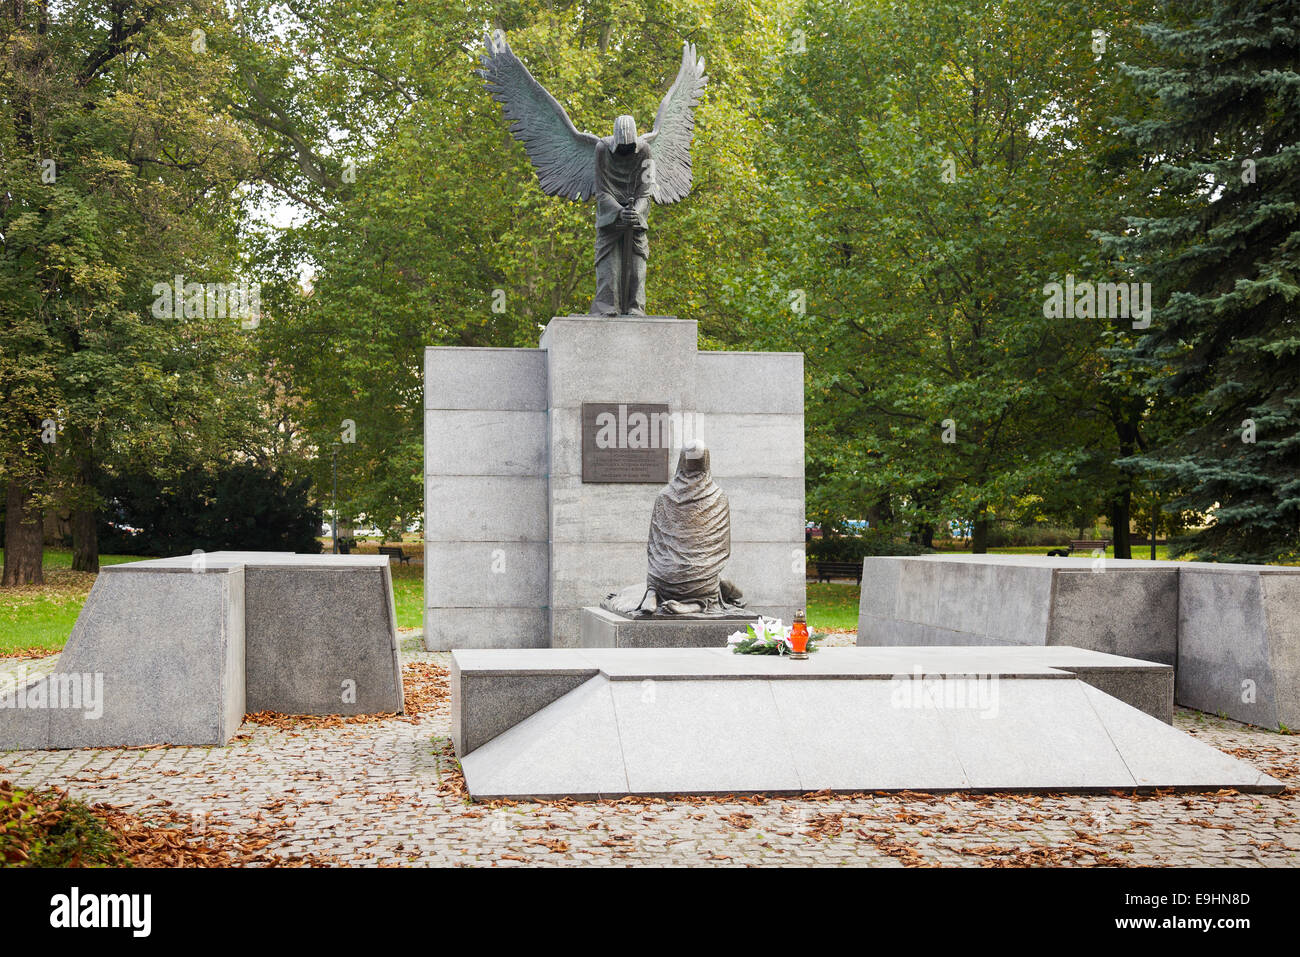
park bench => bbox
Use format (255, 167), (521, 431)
(809, 560), (864, 585)
(378, 545), (412, 565)
(1046, 539), (1111, 557)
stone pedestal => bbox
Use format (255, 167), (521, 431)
(425, 316), (805, 649)
(579, 606), (758, 649)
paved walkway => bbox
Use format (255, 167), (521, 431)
(1, 644), (1296, 866)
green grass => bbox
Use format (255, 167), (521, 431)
(0, 549), (140, 571)
(0, 550), (140, 653)
(389, 562), (422, 629)
(806, 582), (860, 631)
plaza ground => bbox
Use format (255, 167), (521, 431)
(2, 638), (1296, 867)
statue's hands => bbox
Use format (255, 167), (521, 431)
(618, 206), (638, 226)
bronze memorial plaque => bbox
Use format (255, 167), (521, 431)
(581, 402), (672, 483)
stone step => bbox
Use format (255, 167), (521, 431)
(458, 664), (1279, 801)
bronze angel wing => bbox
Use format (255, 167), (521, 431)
(477, 30), (600, 201)
(643, 41), (708, 205)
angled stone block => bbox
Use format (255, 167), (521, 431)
(244, 558), (403, 716)
(1080, 683), (1278, 789)
(450, 649), (596, 756)
(612, 678), (802, 795)
(1176, 566), (1300, 729)
(459, 675), (628, 800)
(0, 674), (53, 750)
(3, 552), (407, 751)
(453, 647), (1277, 799)
(771, 680), (967, 791)
(45, 567), (245, 748)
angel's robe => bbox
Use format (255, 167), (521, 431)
(599, 443), (748, 617)
(645, 448), (730, 604)
(591, 138), (652, 315)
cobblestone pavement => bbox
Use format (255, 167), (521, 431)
(0, 655), (60, 690)
(1, 641), (1297, 867)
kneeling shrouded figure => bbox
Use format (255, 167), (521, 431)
(601, 439), (747, 617)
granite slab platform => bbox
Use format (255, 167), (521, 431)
(452, 647), (1276, 800)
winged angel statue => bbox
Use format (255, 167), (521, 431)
(478, 31), (707, 316)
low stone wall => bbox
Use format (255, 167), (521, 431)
(1176, 564), (1300, 730)
(857, 555), (1299, 729)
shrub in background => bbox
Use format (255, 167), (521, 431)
(99, 463), (323, 556)
(807, 529), (926, 563)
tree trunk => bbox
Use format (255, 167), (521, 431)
(1107, 398), (1141, 562)
(72, 508), (98, 573)
(3, 478), (44, 586)
(70, 449), (98, 573)
(865, 497), (893, 529)
(1110, 492), (1132, 559)
(971, 514), (990, 553)
(1150, 502), (1159, 560)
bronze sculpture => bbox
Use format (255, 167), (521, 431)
(602, 440), (748, 617)
(478, 30), (707, 316)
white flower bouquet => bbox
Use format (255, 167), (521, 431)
(726, 617), (819, 656)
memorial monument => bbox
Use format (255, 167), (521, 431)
(429, 35), (1281, 800)
(424, 33), (804, 650)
